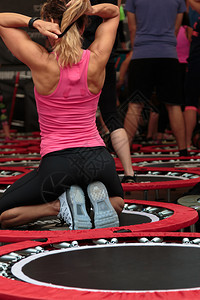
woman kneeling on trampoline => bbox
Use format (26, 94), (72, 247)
(0, 0), (124, 230)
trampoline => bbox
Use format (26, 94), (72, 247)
(139, 144), (200, 156)
(0, 141), (39, 149)
(115, 156), (200, 170)
(0, 166), (32, 185)
(0, 154), (40, 159)
(11, 243), (200, 291)
(119, 167), (200, 201)
(178, 195), (200, 211)
(0, 157), (40, 167)
(143, 161), (200, 169)
(1, 232), (200, 299)
(0, 199), (197, 242)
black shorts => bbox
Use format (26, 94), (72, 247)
(185, 63), (200, 108)
(0, 147), (123, 214)
(128, 58), (182, 105)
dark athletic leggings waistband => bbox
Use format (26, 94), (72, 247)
(43, 146), (106, 158)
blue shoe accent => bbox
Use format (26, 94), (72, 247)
(67, 185), (92, 230)
(87, 181), (119, 228)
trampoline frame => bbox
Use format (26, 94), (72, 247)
(0, 199), (198, 242)
(1, 232), (200, 299)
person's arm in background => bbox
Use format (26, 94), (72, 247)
(187, 0), (200, 41)
(189, 0), (200, 14)
(126, 11), (136, 48)
(186, 0), (190, 12)
(175, 13), (184, 36)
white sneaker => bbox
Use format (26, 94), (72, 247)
(57, 192), (73, 230)
(87, 181), (119, 228)
(67, 185), (92, 230)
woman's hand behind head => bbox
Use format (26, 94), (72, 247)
(34, 19), (61, 39)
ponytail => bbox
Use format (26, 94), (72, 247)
(41, 0), (89, 67)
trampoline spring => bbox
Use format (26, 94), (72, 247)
(143, 206), (160, 214)
(52, 242), (71, 249)
(0, 255), (18, 263)
(14, 250), (32, 256)
(182, 238), (190, 244)
(151, 172), (162, 175)
(0, 263), (8, 271)
(34, 246), (45, 252)
(0, 171), (12, 176)
(123, 204), (129, 210)
(93, 239), (109, 245)
(150, 237), (163, 243)
(127, 204), (140, 211)
(167, 172), (180, 176)
(138, 237), (150, 243)
(182, 173), (193, 178)
(70, 241), (79, 247)
(191, 238), (200, 245)
(8, 252), (23, 260)
(110, 238), (118, 244)
(0, 270), (8, 277)
(12, 172), (22, 176)
(157, 210), (173, 218)
(15, 248), (41, 255)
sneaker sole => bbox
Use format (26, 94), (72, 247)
(87, 181), (119, 228)
(67, 186), (92, 230)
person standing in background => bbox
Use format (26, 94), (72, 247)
(184, 0), (200, 148)
(124, 0), (188, 157)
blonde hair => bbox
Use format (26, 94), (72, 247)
(41, 0), (89, 67)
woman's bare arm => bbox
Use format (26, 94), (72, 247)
(0, 13), (61, 70)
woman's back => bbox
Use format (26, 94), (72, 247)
(35, 49), (105, 157)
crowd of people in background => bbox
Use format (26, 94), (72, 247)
(95, 0), (200, 157)
(1, 0), (200, 156)
(116, 0), (200, 155)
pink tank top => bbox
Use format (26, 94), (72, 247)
(34, 50), (105, 157)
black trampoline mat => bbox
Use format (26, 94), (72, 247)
(11, 244), (200, 291)
(0, 211), (158, 231)
(120, 211), (158, 226)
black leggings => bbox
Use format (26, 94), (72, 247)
(0, 147), (123, 214)
(99, 63), (123, 133)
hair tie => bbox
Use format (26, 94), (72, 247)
(58, 20), (76, 38)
